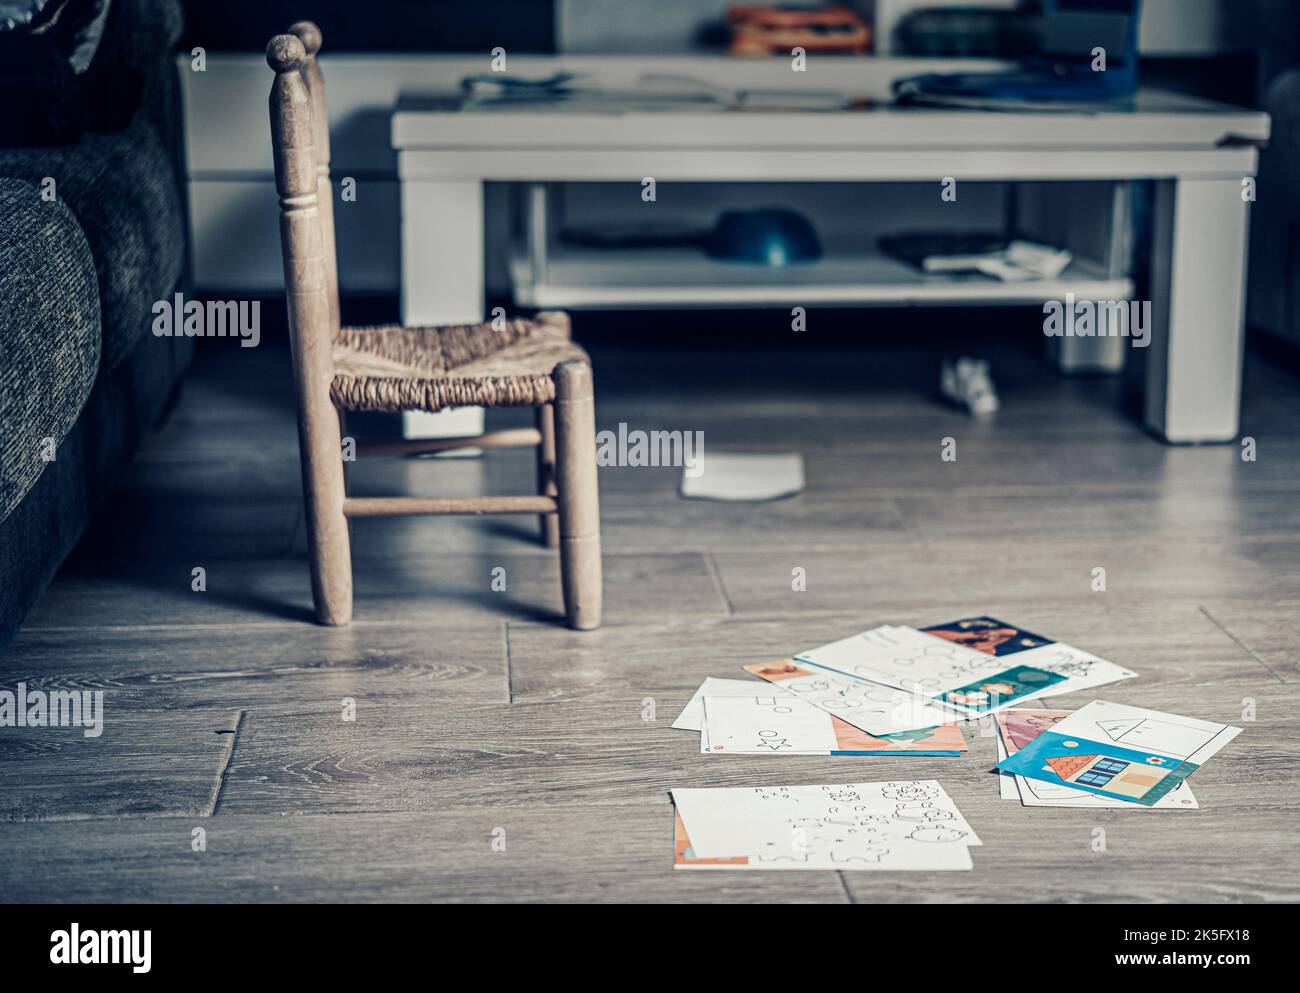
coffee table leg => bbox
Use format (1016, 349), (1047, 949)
(1145, 176), (1251, 444)
(400, 176), (486, 442)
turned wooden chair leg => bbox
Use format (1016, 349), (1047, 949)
(299, 410), (353, 625)
(552, 361), (602, 630)
(536, 403), (559, 548)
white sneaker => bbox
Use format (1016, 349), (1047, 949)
(941, 357), (1000, 416)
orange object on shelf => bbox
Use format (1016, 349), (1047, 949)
(727, 4), (872, 56)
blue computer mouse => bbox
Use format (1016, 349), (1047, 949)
(706, 208), (823, 265)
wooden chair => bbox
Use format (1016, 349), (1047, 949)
(265, 25), (601, 630)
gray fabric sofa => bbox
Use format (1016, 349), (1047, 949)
(0, 0), (192, 654)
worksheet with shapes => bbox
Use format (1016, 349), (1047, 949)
(1058, 701), (1241, 763)
(700, 695), (840, 754)
(672, 677), (770, 732)
(743, 660), (959, 735)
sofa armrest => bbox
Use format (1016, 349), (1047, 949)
(0, 178), (102, 521)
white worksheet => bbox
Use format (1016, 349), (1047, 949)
(700, 695), (840, 754)
(1050, 701), (1242, 765)
(1004, 643), (1136, 699)
(672, 677), (771, 732)
(677, 823), (974, 871)
(672, 781), (981, 862)
(679, 452), (805, 502)
(746, 662), (959, 736)
(797, 625), (1007, 714)
(797, 625), (1135, 717)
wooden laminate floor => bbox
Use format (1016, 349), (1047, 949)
(3, 327), (1300, 903)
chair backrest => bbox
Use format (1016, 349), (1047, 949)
(286, 21), (341, 336)
(267, 33), (338, 426)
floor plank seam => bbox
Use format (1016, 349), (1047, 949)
(1197, 605), (1289, 684)
(703, 553), (735, 616)
(205, 709), (246, 817)
(0, 804), (683, 826)
(862, 480), (1300, 498)
(837, 871), (855, 903)
(887, 500), (933, 548)
(504, 624), (514, 704)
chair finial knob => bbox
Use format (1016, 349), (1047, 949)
(288, 21), (322, 57)
(266, 34), (307, 74)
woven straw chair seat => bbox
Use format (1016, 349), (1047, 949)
(330, 311), (587, 413)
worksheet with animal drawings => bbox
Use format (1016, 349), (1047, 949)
(673, 811), (974, 871)
(797, 625), (1065, 715)
(742, 659), (961, 736)
(671, 781), (982, 862)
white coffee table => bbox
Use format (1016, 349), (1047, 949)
(393, 84), (1268, 443)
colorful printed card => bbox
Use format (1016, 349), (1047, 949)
(996, 701), (1240, 806)
(795, 624), (1066, 716)
(699, 693), (965, 756)
(743, 659), (961, 736)
(671, 780), (979, 869)
(672, 809), (973, 871)
(923, 617), (1137, 700)
(995, 709), (1198, 810)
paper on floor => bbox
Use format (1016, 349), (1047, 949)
(743, 659), (960, 736)
(922, 616), (1136, 701)
(996, 701), (1239, 806)
(673, 810), (973, 870)
(702, 695), (838, 754)
(671, 780), (981, 863)
(796, 617), (1136, 717)
(671, 677), (769, 732)
(699, 694), (966, 756)
(995, 709), (1198, 809)
(796, 624), (1057, 717)
(679, 452), (804, 502)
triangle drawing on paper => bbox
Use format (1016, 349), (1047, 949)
(1096, 716), (1207, 754)
(1096, 719), (1143, 741)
